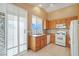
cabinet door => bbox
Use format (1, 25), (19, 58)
(50, 33), (55, 44)
(46, 20), (49, 29)
(54, 20), (56, 29)
(60, 19), (66, 24)
(41, 36), (47, 48)
(36, 37), (41, 51)
(56, 20), (60, 24)
(44, 36), (47, 46)
(40, 37), (44, 48)
(48, 21), (51, 29)
(66, 17), (72, 28)
(28, 36), (32, 49)
(49, 21), (53, 29)
(66, 32), (70, 48)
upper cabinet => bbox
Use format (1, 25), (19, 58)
(43, 20), (49, 29)
(46, 20), (49, 29)
(47, 19), (66, 29)
(66, 17), (72, 29)
(44, 20), (55, 29)
(55, 19), (66, 25)
(46, 16), (78, 29)
(66, 16), (77, 29)
(48, 20), (54, 29)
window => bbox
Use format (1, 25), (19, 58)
(32, 15), (43, 35)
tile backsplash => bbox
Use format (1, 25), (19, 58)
(44, 28), (69, 34)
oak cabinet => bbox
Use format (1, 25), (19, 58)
(29, 35), (47, 51)
(44, 36), (47, 46)
(50, 33), (55, 44)
(47, 19), (66, 29)
(66, 32), (70, 48)
(46, 20), (49, 29)
(66, 18), (72, 29)
(40, 36), (47, 48)
(66, 16), (77, 29)
(36, 37), (41, 50)
(48, 20), (56, 29)
(40, 38), (44, 48)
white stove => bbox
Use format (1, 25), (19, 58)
(55, 24), (66, 46)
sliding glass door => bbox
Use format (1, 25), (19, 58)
(19, 17), (27, 53)
(19, 9), (27, 53)
(6, 4), (27, 56)
(7, 14), (18, 56)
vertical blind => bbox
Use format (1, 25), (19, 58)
(0, 4), (6, 56)
(0, 3), (28, 56)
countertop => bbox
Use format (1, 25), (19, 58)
(32, 34), (46, 37)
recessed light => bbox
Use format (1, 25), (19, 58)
(38, 4), (42, 7)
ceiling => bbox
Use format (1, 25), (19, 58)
(30, 3), (75, 12)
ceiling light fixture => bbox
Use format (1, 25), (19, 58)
(49, 4), (54, 7)
(38, 4), (42, 7)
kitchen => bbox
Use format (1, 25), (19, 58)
(0, 3), (79, 56)
(20, 3), (79, 56)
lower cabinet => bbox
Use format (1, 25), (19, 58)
(44, 36), (47, 46)
(36, 37), (41, 51)
(29, 35), (47, 51)
(40, 38), (44, 48)
(50, 33), (55, 44)
(66, 32), (70, 48)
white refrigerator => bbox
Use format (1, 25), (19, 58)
(69, 20), (79, 56)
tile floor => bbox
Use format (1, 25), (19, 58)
(19, 44), (71, 56)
